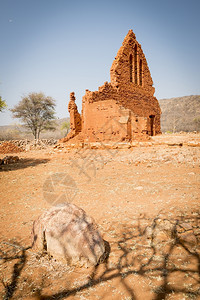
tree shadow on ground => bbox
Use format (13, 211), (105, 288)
(1, 211), (200, 299)
(0, 240), (31, 300)
(0, 158), (50, 172)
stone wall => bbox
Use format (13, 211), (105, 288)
(0, 139), (57, 150)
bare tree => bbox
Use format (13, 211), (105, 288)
(11, 92), (56, 139)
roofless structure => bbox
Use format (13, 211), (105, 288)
(63, 30), (161, 144)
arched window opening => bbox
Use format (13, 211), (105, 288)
(129, 54), (133, 82)
(139, 59), (143, 86)
(134, 44), (138, 85)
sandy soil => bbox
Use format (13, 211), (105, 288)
(0, 133), (200, 300)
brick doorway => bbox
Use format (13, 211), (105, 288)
(149, 115), (155, 136)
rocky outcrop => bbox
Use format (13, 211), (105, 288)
(32, 203), (106, 266)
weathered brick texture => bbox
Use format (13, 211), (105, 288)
(63, 30), (161, 144)
(64, 92), (82, 141)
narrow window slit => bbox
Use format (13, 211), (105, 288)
(139, 59), (142, 86)
(129, 54), (133, 82)
(134, 44), (138, 84)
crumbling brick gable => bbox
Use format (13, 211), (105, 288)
(110, 29), (154, 95)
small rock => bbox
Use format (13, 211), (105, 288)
(187, 141), (200, 147)
(134, 186), (143, 191)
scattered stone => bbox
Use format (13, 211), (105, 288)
(134, 186), (143, 191)
(0, 141), (23, 153)
(90, 142), (102, 149)
(145, 226), (153, 239)
(131, 141), (139, 147)
(187, 141), (200, 147)
(1, 155), (20, 164)
(0, 139), (58, 153)
(115, 143), (132, 149)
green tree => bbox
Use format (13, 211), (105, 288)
(11, 92), (56, 139)
(0, 96), (7, 112)
(60, 120), (70, 136)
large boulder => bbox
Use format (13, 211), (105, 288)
(32, 203), (106, 266)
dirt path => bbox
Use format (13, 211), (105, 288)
(0, 134), (200, 299)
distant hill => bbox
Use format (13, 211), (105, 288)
(158, 95), (200, 132)
(0, 118), (70, 140)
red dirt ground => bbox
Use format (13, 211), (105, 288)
(0, 133), (200, 300)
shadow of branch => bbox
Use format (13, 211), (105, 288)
(0, 158), (50, 172)
(1, 211), (200, 300)
(0, 241), (31, 300)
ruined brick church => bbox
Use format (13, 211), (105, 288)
(63, 30), (161, 144)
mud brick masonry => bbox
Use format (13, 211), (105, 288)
(63, 30), (161, 144)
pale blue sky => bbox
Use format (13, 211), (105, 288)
(0, 0), (200, 125)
